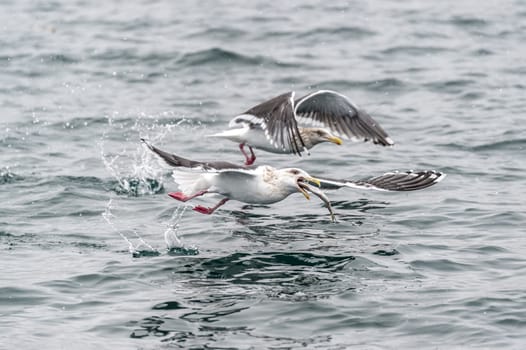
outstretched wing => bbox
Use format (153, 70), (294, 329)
(317, 170), (445, 191)
(294, 90), (394, 146)
(141, 138), (247, 171)
(229, 91), (306, 155)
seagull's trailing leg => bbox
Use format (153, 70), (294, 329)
(239, 143), (256, 165)
(168, 190), (208, 202)
(193, 198), (230, 214)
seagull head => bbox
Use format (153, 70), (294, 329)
(303, 128), (343, 148)
(278, 168), (321, 200)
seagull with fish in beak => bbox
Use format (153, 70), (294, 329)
(141, 139), (444, 222)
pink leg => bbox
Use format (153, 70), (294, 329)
(247, 145), (256, 165)
(168, 190), (207, 202)
(193, 198), (230, 215)
(239, 143), (256, 166)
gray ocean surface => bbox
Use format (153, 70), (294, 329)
(1, 0), (526, 349)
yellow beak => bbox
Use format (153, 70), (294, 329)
(307, 176), (321, 187)
(327, 136), (343, 145)
(297, 176), (321, 201)
(299, 187), (310, 200)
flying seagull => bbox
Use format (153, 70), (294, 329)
(208, 90), (394, 165)
(142, 139), (444, 221)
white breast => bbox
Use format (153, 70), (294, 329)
(212, 167), (293, 204)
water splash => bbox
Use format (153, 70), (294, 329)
(164, 206), (199, 255)
(102, 197), (197, 256)
(99, 118), (164, 197)
(100, 114), (202, 256)
(102, 197), (160, 256)
(102, 197), (136, 252)
(100, 135), (165, 196)
(99, 112), (201, 197)
(164, 205), (186, 249)
(0, 167), (23, 184)
(100, 143), (164, 196)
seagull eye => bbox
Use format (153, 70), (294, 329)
(290, 169), (299, 175)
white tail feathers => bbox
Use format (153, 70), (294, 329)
(206, 129), (243, 138)
(172, 171), (210, 195)
(205, 128), (247, 143)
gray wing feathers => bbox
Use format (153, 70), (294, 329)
(318, 170), (445, 191)
(141, 139), (247, 171)
(295, 90), (394, 146)
(243, 91), (306, 155)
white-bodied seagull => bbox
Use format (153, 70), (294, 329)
(142, 139), (444, 222)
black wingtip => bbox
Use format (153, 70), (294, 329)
(367, 170), (446, 191)
(140, 138), (154, 151)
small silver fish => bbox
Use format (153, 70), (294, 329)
(298, 182), (336, 222)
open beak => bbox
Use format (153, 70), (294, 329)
(327, 136), (343, 145)
(297, 178), (336, 222)
(298, 182), (311, 200)
(297, 176), (321, 200)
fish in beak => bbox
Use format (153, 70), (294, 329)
(297, 178), (336, 222)
(297, 176), (321, 200)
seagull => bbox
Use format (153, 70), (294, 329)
(208, 90), (394, 165)
(142, 139), (445, 221)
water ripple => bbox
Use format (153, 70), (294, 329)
(0, 287), (50, 309)
(296, 26), (376, 40)
(315, 78), (408, 92)
(471, 138), (526, 152)
(176, 47), (297, 68)
(380, 45), (450, 56)
(91, 49), (177, 66)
